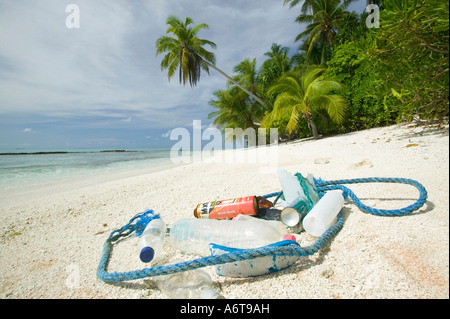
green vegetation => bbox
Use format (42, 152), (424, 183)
(263, 67), (346, 139)
(157, 0), (449, 142)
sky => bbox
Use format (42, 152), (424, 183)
(0, 0), (367, 150)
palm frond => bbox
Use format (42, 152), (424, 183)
(191, 23), (209, 36)
(302, 66), (326, 89)
(263, 65), (346, 137)
(268, 72), (303, 97)
(286, 104), (302, 134)
(311, 94), (347, 123)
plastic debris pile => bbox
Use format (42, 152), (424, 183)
(97, 169), (428, 298)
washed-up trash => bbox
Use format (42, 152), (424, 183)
(149, 259), (225, 299)
(193, 195), (258, 219)
(303, 190), (345, 237)
(210, 238), (300, 278)
(257, 207), (282, 221)
(97, 175), (428, 284)
(280, 196), (308, 227)
(277, 169), (319, 208)
(169, 217), (285, 256)
(231, 213), (287, 234)
(137, 216), (166, 263)
(257, 196), (274, 209)
(277, 169), (320, 227)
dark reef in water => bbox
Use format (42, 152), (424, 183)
(0, 150), (134, 155)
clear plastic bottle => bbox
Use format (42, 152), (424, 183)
(137, 217), (166, 263)
(152, 261), (225, 299)
(232, 213), (287, 234)
(169, 218), (283, 255)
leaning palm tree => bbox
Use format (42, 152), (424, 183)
(155, 15), (268, 108)
(262, 66), (346, 139)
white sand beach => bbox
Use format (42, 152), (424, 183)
(0, 122), (448, 299)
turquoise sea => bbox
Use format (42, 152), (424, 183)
(0, 149), (174, 195)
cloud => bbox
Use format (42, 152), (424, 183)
(161, 130), (171, 138)
(0, 0), (312, 148)
(23, 128), (32, 133)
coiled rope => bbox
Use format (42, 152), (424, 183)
(97, 176), (427, 283)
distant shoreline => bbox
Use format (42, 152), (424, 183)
(0, 150), (134, 156)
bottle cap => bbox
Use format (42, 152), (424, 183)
(283, 234), (296, 241)
(139, 246), (155, 263)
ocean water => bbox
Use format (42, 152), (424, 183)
(0, 149), (174, 196)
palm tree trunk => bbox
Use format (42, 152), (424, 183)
(306, 116), (319, 139)
(320, 44), (326, 65)
(201, 59), (269, 109)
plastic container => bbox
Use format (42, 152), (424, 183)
(152, 261), (225, 299)
(137, 217), (166, 263)
(277, 168), (303, 204)
(232, 213), (287, 234)
(169, 218), (284, 255)
(302, 190), (344, 237)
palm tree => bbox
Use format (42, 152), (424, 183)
(155, 15), (268, 108)
(263, 43), (292, 74)
(231, 58), (261, 104)
(262, 66), (346, 139)
(208, 59), (266, 137)
(283, 0), (316, 13)
(286, 0), (355, 64)
(208, 86), (260, 142)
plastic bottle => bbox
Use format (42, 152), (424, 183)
(152, 260), (225, 299)
(137, 217), (166, 263)
(302, 190), (344, 237)
(232, 213), (287, 234)
(169, 218), (284, 255)
(277, 168), (303, 204)
(277, 169), (319, 207)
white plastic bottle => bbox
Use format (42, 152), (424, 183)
(137, 217), (166, 263)
(169, 218), (283, 255)
(302, 190), (344, 237)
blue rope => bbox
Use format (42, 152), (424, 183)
(313, 177), (428, 216)
(97, 176), (427, 283)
